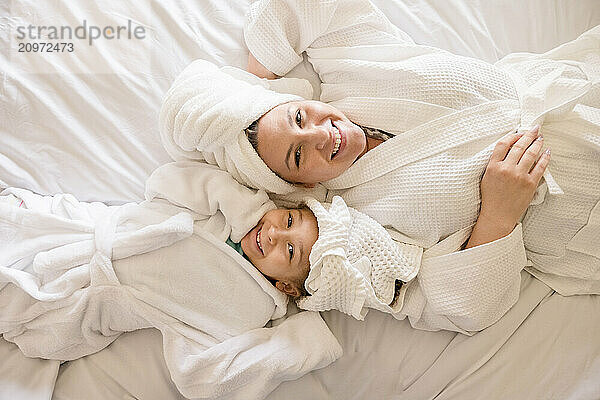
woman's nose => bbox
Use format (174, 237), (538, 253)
(305, 125), (329, 150)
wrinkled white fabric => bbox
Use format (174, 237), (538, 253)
(0, 162), (343, 400)
(242, 0), (600, 332)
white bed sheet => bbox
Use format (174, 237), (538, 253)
(52, 274), (600, 400)
(2, 0), (599, 204)
(1, 0), (600, 399)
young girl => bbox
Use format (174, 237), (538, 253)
(0, 161), (342, 400)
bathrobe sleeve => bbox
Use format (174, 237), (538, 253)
(145, 161), (276, 242)
(244, 0), (413, 77)
(402, 224), (528, 334)
(159, 311), (342, 400)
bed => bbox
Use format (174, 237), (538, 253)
(1, 0), (599, 399)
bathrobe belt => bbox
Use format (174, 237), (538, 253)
(34, 206), (194, 295)
(1, 197), (194, 302)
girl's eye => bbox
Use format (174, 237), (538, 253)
(295, 109), (302, 127)
(294, 147), (301, 168)
(287, 212), (293, 228)
(288, 243), (294, 261)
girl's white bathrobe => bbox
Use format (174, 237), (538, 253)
(242, 0), (600, 332)
(0, 162), (342, 400)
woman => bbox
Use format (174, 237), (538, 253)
(160, 0), (599, 331)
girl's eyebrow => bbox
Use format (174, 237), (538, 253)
(296, 209), (304, 267)
(296, 239), (304, 269)
(285, 143), (293, 171)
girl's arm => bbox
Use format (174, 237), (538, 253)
(161, 311), (342, 400)
(465, 126), (550, 249)
(145, 161), (276, 242)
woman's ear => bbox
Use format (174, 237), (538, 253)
(275, 281), (301, 297)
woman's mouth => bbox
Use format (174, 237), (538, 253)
(331, 122), (344, 159)
(256, 226), (264, 255)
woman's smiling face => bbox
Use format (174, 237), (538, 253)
(255, 100), (367, 185)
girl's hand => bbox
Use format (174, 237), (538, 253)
(247, 52), (279, 80)
(465, 126), (551, 248)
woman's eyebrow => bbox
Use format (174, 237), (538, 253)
(283, 107), (297, 171)
(287, 106), (294, 128)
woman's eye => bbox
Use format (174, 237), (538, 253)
(295, 109), (302, 127)
(287, 212), (293, 228)
(287, 243), (294, 261)
(294, 147), (301, 168)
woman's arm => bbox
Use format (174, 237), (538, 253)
(402, 127), (548, 333)
(244, 0), (336, 77)
(244, 0), (411, 78)
(465, 126), (550, 249)
(247, 52), (278, 80)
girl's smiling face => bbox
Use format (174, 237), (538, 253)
(255, 100), (367, 186)
(241, 207), (318, 297)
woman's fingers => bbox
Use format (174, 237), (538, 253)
(505, 125), (540, 164)
(489, 130), (525, 162)
(530, 148), (551, 182)
(518, 135), (544, 172)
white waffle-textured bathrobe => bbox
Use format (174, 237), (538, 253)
(242, 0), (600, 332)
(0, 162), (342, 400)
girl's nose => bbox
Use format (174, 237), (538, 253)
(267, 224), (280, 243)
(267, 222), (290, 244)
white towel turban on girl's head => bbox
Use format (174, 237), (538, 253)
(298, 196), (422, 320)
(159, 59), (313, 194)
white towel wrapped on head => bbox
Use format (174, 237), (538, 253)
(159, 59), (313, 194)
(297, 196), (422, 320)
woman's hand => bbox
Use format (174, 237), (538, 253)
(465, 126), (551, 248)
(247, 52), (279, 80)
